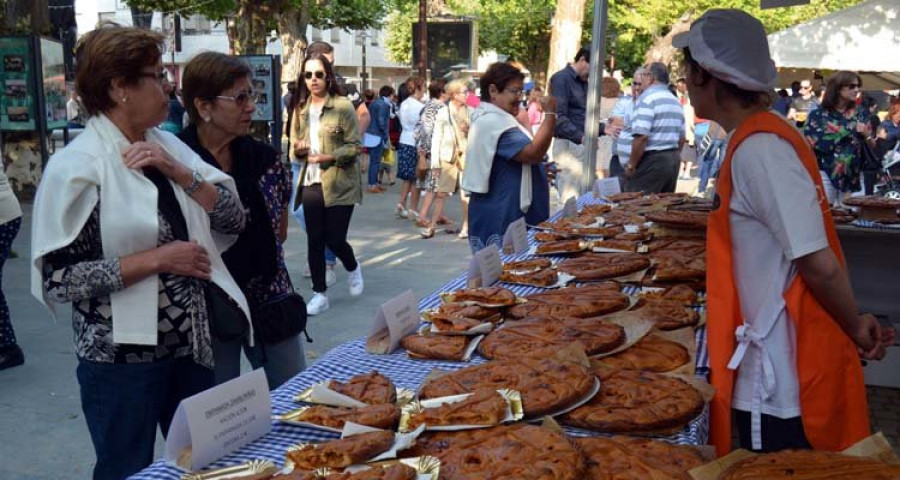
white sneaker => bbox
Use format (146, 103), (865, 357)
(348, 266), (364, 297)
(306, 293), (329, 316)
(325, 266), (337, 287)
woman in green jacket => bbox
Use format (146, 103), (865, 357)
(291, 53), (364, 315)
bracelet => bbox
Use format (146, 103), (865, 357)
(544, 112), (557, 117)
(184, 170), (204, 195)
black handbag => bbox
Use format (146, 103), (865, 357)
(206, 283), (250, 341)
(250, 292), (312, 344)
(857, 132), (882, 172)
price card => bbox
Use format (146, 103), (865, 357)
(562, 196), (578, 218)
(467, 244), (502, 288)
(165, 369), (271, 471)
(593, 177), (621, 199)
(365, 290), (420, 354)
(502, 217), (529, 254)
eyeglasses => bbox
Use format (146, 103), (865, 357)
(633, 82), (642, 87)
(139, 70), (171, 85)
(216, 91), (261, 106)
(800, 85), (811, 90)
(304, 71), (326, 80)
(844, 83), (860, 90)
(504, 88), (523, 97)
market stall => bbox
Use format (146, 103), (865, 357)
(133, 192), (712, 479)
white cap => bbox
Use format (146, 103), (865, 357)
(672, 9), (777, 92)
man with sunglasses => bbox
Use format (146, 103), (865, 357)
(788, 80), (819, 127)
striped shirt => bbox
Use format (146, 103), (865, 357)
(631, 84), (685, 151)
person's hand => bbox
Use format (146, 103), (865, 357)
(856, 122), (871, 137)
(156, 240), (211, 280)
(308, 153), (334, 164)
(877, 127), (888, 140)
(624, 163), (636, 178)
(539, 96), (557, 116)
(854, 313), (886, 360)
(293, 139), (310, 158)
(460, 122), (469, 135)
(122, 142), (181, 179)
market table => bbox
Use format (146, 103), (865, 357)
(133, 193), (711, 479)
(836, 221), (900, 387)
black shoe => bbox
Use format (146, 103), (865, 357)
(0, 344), (24, 371)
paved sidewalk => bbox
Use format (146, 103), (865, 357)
(0, 173), (896, 479)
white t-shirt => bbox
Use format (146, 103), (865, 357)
(399, 96), (424, 146)
(304, 104), (323, 186)
(729, 132), (830, 418)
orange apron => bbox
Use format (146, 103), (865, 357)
(707, 111), (869, 456)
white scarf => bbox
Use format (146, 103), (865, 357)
(31, 114), (250, 347)
(460, 102), (534, 212)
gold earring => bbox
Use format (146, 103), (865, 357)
(121, 97), (127, 103)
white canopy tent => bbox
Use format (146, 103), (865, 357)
(767, 0), (900, 89)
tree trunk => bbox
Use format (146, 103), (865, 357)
(644, 12), (692, 73)
(229, 3), (268, 54)
(546, 0), (586, 90)
(277, 7), (309, 86)
(6, 0), (50, 34)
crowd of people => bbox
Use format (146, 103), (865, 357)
(0, 10), (896, 480)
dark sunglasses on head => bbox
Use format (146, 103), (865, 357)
(304, 71), (326, 80)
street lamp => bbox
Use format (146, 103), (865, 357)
(357, 31), (370, 91)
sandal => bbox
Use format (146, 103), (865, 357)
(419, 227), (436, 239)
(457, 230), (469, 239)
(415, 218), (430, 228)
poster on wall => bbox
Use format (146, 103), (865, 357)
(0, 37), (35, 131)
(240, 55), (275, 122)
(40, 38), (66, 130)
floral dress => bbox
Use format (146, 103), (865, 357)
(803, 106), (870, 193)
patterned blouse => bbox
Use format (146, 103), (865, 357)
(803, 106), (870, 193)
(242, 161), (294, 307)
(42, 186), (245, 365)
(415, 98), (445, 157)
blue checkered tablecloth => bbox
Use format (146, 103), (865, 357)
(133, 193), (710, 479)
(850, 219), (900, 230)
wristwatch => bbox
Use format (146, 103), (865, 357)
(184, 170), (204, 195)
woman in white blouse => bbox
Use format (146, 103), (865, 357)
(395, 77), (426, 219)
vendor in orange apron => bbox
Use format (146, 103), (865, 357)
(673, 10), (893, 457)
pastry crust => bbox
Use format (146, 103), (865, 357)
(560, 370), (704, 433)
(442, 287), (518, 307)
(554, 225), (624, 237)
(323, 463), (417, 480)
(436, 303), (502, 322)
(580, 204), (614, 216)
(420, 355), (594, 417)
(608, 191), (645, 203)
(627, 299), (700, 330)
(594, 334), (691, 372)
(576, 436), (705, 479)
(407, 388), (508, 430)
(645, 210), (708, 229)
(329, 371), (397, 405)
(842, 195), (900, 209)
(536, 239), (588, 254)
(507, 284), (630, 319)
(600, 209), (647, 226)
(718, 449), (900, 480)
(422, 424), (586, 480)
(430, 314), (489, 333)
(296, 404), (401, 430)
(592, 239), (642, 252)
(499, 268), (559, 287)
(503, 258), (552, 273)
(401, 333), (471, 361)
(639, 284), (699, 304)
(479, 317), (626, 359)
(557, 252), (651, 282)
(286, 430), (395, 470)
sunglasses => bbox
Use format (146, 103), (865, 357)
(216, 91), (261, 106)
(304, 71), (326, 80)
(844, 83), (860, 90)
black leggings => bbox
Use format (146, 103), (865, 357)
(302, 184), (358, 293)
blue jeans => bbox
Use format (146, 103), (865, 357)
(367, 142), (385, 187)
(212, 334), (306, 390)
(76, 356), (213, 480)
(698, 138), (726, 193)
(290, 163), (336, 265)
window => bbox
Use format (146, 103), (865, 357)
(369, 30), (379, 46)
(182, 14), (211, 35)
(354, 31), (364, 46)
(330, 28), (341, 43)
(311, 28), (322, 41)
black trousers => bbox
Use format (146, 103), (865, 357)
(302, 184), (358, 293)
(623, 149), (680, 193)
(734, 409), (812, 453)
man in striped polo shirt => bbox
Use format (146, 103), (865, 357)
(623, 62), (685, 193)
(610, 67), (646, 179)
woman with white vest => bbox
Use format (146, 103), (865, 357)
(462, 62), (556, 253)
(0, 167), (22, 371)
(31, 25), (247, 479)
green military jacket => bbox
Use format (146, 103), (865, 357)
(291, 94), (363, 207)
